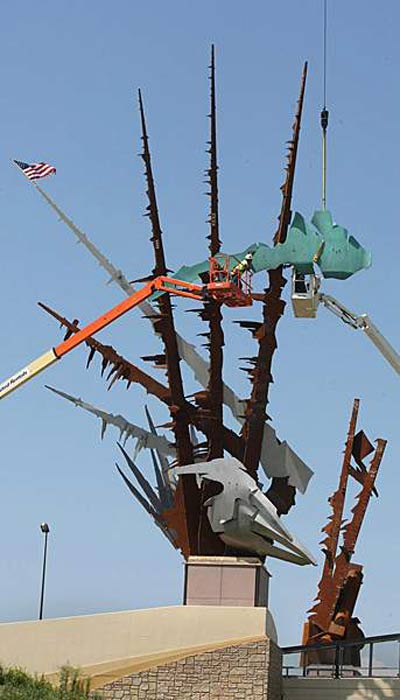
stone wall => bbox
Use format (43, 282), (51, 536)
(0, 607), (270, 677)
(96, 638), (282, 700)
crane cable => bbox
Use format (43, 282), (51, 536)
(321, 0), (329, 210)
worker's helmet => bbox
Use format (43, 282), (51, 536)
(245, 253), (253, 261)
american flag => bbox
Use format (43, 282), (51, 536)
(13, 160), (56, 181)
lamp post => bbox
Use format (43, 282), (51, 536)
(39, 522), (50, 620)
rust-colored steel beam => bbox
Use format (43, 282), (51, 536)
(273, 62), (308, 246)
(138, 89), (194, 463)
(138, 90), (200, 555)
(333, 438), (386, 580)
(308, 399), (360, 630)
(240, 63), (308, 479)
(240, 273), (286, 480)
(207, 45), (222, 256)
(138, 89), (169, 280)
(203, 44), (224, 460)
(38, 302), (172, 402)
(321, 399), (359, 577)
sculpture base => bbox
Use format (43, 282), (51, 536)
(183, 556), (270, 607)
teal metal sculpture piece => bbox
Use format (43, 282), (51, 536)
(173, 210), (371, 284)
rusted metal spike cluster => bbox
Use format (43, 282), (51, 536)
(240, 63), (308, 480)
(40, 318), (226, 556)
(303, 399), (387, 660)
(38, 301), (247, 472)
(38, 302), (172, 402)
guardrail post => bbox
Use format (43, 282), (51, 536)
(368, 643), (374, 677)
(398, 642), (400, 678)
(281, 632), (400, 679)
(334, 644), (340, 679)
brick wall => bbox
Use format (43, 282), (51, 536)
(96, 638), (282, 700)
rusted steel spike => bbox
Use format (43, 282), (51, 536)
(308, 401), (360, 629)
(137, 90), (190, 405)
(40, 306), (248, 496)
(38, 301), (172, 403)
(348, 465), (378, 496)
(273, 61), (308, 246)
(38, 300), (245, 468)
(321, 399), (360, 578)
(137, 91), (198, 528)
(138, 88), (167, 278)
(208, 44), (221, 256)
(202, 45), (224, 459)
(241, 269), (286, 478)
(203, 302), (224, 460)
(235, 320), (263, 336)
(341, 438), (386, 558)
(241, 64), (308, 479)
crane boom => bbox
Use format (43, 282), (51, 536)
(319, 293), (400, 376)
(0, 271), (253, 401)
(0, 276), (206, 401)
(360, 315), (400, 376)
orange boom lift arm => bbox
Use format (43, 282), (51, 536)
(0, 267), (252, 400)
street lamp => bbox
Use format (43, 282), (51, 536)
(39, 522), (50, 620)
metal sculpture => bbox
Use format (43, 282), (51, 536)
(4, 48), (321, 565)
(302, 398), (387, 665)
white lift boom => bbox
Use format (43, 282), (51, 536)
(318, 293), (400, 376)
(291, 271), (399, 376)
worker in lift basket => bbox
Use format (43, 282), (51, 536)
(231, 252), (254, 288)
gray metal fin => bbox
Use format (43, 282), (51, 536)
(117, 442), (162, 512)
(46, 386), (176, 457)
(115, 464), (175, 546)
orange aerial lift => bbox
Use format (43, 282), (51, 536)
(0, 261), (252, 401)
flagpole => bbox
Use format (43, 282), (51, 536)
(12, 161), (134, 293)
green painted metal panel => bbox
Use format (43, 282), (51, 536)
(170, 210), (371, 286)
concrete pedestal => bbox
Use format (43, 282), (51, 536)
(183, 556), (270, 607)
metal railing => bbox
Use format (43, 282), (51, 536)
(282, 632), (400, 679)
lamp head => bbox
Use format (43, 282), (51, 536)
(40, 523), (50, 534)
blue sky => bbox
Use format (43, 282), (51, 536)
(0, 0), (399, 647)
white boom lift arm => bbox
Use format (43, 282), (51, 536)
(291, 270), (399, 376)
(318, 292), (400, 376)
